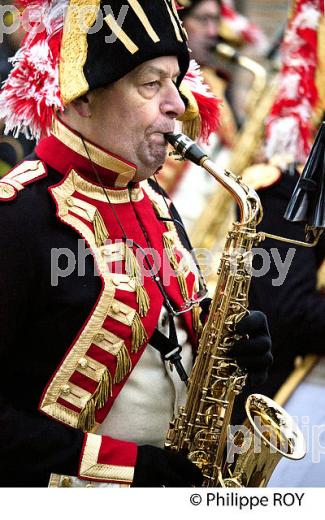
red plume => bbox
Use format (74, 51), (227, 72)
(183, 60), (221, 142)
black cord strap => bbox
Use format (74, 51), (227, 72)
(150, 319), (189, 386)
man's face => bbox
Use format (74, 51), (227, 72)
(183, 0), (219, 65)
(87, 56), (185, 181)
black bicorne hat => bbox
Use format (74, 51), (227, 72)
(60, 0), (190, 105)
(86, 1), (189, 90)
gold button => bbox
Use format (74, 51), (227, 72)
(61, 384), (71, 395)
(102, 248), (110, 257)
(0, 183), (16, 200)
(112, 278), (119, 286)
(111, 303), (120, 314)
(61, 477), (73, 487)
(94, 333), (105, 343)
(66, 197), (74, 207)
(78, 358), (88, 369)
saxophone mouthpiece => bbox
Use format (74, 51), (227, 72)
(165, 133), (207, 165)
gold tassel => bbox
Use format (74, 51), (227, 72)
(77, 369), (112, 432)
(181, 115), (202, 141)
(163, 234), (178, 270)
(163, 234), (189, 301)
(136, 284), (150, 317)
(177, 272), (189, 301)
(131, 313), (148, 353)
(165, 221), (174, 233)
(192, 305), (202, 337)
(114, 344), (132, 383)
(93, 369), (112, 409)
(78, 399), (96, 432)
(125, 244), (150, 317)
(125, 244), (138, 279)
(93, 209), (109, 247)
(150, 199), (163, 219)
(178, 80), (202, 141)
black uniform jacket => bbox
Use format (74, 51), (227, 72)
(0, 134), (198, 487)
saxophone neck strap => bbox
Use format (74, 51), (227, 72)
(150, 315), (189, 386)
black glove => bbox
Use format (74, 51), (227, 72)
(199, 297), (212, 324)
(132, 445), (203, 487)
(231, 310), (273, 386)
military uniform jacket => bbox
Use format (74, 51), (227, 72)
(0, 118), (202, 486)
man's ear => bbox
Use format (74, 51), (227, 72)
(69, 95), (91, 118)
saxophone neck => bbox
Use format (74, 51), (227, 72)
(165, 132), (263, 226)
(201, 157), (263, 226)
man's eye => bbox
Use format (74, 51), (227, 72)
(144, 81), (160, 88)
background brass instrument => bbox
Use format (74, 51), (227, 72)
(190, 43), (279, 261)
(165, 132), (308, 487)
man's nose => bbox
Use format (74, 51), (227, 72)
(161, 81), (186, 119)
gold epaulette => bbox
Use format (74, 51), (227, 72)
(242, 163), (281, 192)
(0, 160), (47, 201)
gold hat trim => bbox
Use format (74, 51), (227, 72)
(126, 0), (160, 42)
(104, 14), (139, 54)
(163, 0), (184, 42)
(60, 0), (101, 105)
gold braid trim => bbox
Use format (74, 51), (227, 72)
(80, 433), (134, 483)
(42, 171), (117, 431)
(131, 313), (148, 353)
(114, 343), (132, 384)
(78, 369), (112, 431)
(93, 209), (109, 247)
(125, 244), (150, 317)
(64, 196), (109, 247)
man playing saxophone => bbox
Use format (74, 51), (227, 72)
(0, 0), (272, 487)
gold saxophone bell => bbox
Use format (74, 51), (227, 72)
(220, 394), (306, 487)
(165, 132), (308, 487)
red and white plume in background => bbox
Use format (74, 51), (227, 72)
(265, 0), (324, 164)
(0, 0), (68, 140)
(220, 0), (268, 54)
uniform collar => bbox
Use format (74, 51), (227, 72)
(35, 117), (137, 188)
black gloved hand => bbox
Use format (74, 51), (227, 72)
(231, 310), (273, 386)
(132, 445), (203, 487)
(199, 297), (212, 324)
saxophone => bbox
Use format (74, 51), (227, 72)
(165, 133), (307, 487)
